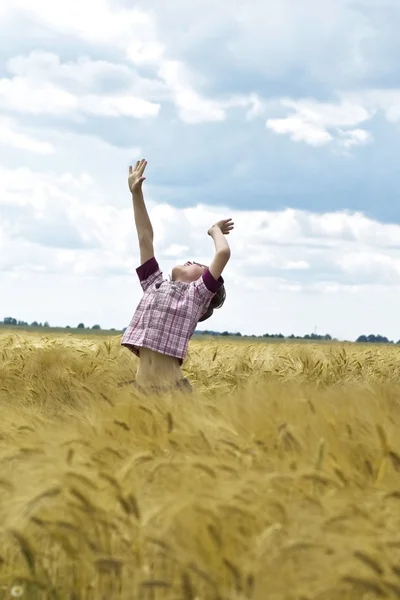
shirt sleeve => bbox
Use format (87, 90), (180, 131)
(136, 257), (163, 292)
(192, 269), (224, 306)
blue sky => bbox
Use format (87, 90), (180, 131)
(2, 0), (400, 340)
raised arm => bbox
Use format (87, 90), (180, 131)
(128, 159), (154, 264)
(207, 218), (234, 280)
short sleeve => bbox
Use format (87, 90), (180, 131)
(192, 269), (224, 305)
(136, 257), (163, 292)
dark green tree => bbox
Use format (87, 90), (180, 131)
(3, 317), (17, 325)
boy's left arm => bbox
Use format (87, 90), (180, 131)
(207, 218), (234, 281)
(132, 186), (154, 264)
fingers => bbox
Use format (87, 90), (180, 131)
(220, 218), (234, 229)
(208, 219), (235, 234)
(223, 219), (234, 229)
(138, 158), (147, 175)
(222, 218), (234, 235)
(130, 159), (146, 173)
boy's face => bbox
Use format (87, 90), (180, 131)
(183, 261), (207, 281)
(172, 261), (207, 283)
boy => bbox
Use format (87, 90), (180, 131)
(121, 159), (234, 393)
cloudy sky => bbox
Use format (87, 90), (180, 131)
(2, 0), (400, 340)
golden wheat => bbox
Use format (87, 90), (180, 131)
(0, 330), (400, 599)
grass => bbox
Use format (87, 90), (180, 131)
(0, 330), (400, 599)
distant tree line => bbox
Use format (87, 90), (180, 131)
(2, 317), (400, 344)
(198, 330), (400, 343)
(198, 330), (334, 340)
(355, 334), (400, 344)
(2, 317), (51, 328)
(0, 317), (108, 331)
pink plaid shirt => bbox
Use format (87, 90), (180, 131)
(121, 257), (223, 364)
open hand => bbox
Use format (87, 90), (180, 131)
(208, 218), (234, 236)
(128, 159), (147, 193)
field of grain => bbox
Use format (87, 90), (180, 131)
(1, 331), (400, 600)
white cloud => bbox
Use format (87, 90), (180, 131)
(3, 0), (400, 133)
(337, 251), (400, 284)
(0, 77), (78, 116)
(341, 89), (400, 127)
(126, 40), (166, 67)
(2, 155), (400, 341)
(0, 52), (161, 119)
(2, 0), (400, 340)
(2, 161), (400, 287)
(283, 98), (370, 128)
(268, 90), (400, 148)
(0, 48), (256, 125)
(163, 244), (190, 257)
(339, 128), (372, 148)
(223, 93), (265, 120)
(0, 117), (53, 154)
(0, 3), (260, 125)
(3, 0), (153, 48)
(80, 94), (159, 118)
(7, 51), (124, 84)
(0, 165), (136, 255)
(267, 98), (372, 146)
(158, 60), (225, 124)
(267, 115), (333, 146)
(6, 51), (168, 100)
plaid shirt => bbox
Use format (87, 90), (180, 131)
(121, 257), (223, 364)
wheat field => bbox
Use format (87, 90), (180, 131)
(1, 331), (400, 600)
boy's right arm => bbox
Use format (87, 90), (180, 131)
(128, 160), (154, 264)
(132, 187), (154, 264)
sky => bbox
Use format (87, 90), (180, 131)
(2, 0), (400, 340)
